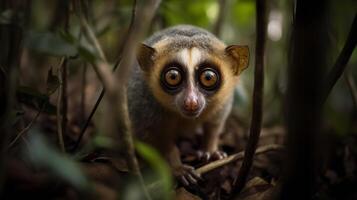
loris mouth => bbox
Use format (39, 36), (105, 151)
(180, 109), (202, 118)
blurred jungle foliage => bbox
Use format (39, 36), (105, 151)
(22, 0), (357, 128)
(1, 0), (357, 199)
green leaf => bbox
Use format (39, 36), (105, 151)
(78, 45), (97, 63)
(135, 141), (173, 200)
(59, 30), (77, 45)
(26, 132), (91, 191)
(92, 135), (115, 149)
(58, 29), (98, 62)
(24, 31), (78, 57)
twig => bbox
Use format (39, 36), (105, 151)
(344, 72), (357, 110)
(196, 144), (283, 175)
(117, 0), (137, 57)
(72, 88), (105, 151)
(233, 0), (267, 193)
(72, 0), (137, 151)
(322, 14), (357, 102)
(7, 104), (45, 149)
(146, 144), (284, 195)
(89, 61), (116, 94)
(79, 12), (116, 91)
(108, 1), (161, 199)
(213, 0), (227, 37)
(61, 57), (68, 151)
(80, 14), (107, 62)
(79, 1), (161, 199)
(57, 57), (66, 153)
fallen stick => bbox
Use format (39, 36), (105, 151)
(196, 144), (283, 175)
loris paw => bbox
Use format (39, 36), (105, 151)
(173, 164), (202, 186)
(196, 150), (228, 162)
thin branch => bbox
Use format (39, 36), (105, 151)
(212, 0), (227, 37)
(7, 105), (44, 149)
(72, 0), (137, 152)
(57, 57), (66, 153)
(90, 61), (117, 94)
(72, 88), (105, 151)
(115, 0), (161, 84)
(109, 1), (161, 199)
(196, 144), (283, 175)
(117, 0), (137, 58)
(146, 145), (283, 195)
(61, 57), (68, 151)
(55, 0), (70, 153)
(78, 1), (161, 200)
(80, 15), (107, 62)
(79, 12), (117, 92)
(233, 0), (267, 193)
(322, 14), (357, 102)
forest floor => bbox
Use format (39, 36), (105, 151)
(3, 69), (357, 200)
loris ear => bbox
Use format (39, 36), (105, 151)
(225, 45), (249, 75)
(137, 43), (156, 71)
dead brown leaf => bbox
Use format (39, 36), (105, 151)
(236, 177), (276, 200)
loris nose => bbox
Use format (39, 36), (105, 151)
(184, 98), (199, 112)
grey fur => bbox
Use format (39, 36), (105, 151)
(145, 25), (224, 53)
(127, 25), (233, 161)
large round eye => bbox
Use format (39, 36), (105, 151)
(163, 68), (182, 88)
(199, 68), (220, 90)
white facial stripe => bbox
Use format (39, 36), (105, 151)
(190, 48), (202, 68)
(177, 48), (203, 85)
(178, 48), (190, 67)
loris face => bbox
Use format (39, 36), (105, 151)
(137, 39), (249, 119)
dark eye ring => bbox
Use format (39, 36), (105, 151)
(161, 67), (183, 89)
(198, 68), (220, 90)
